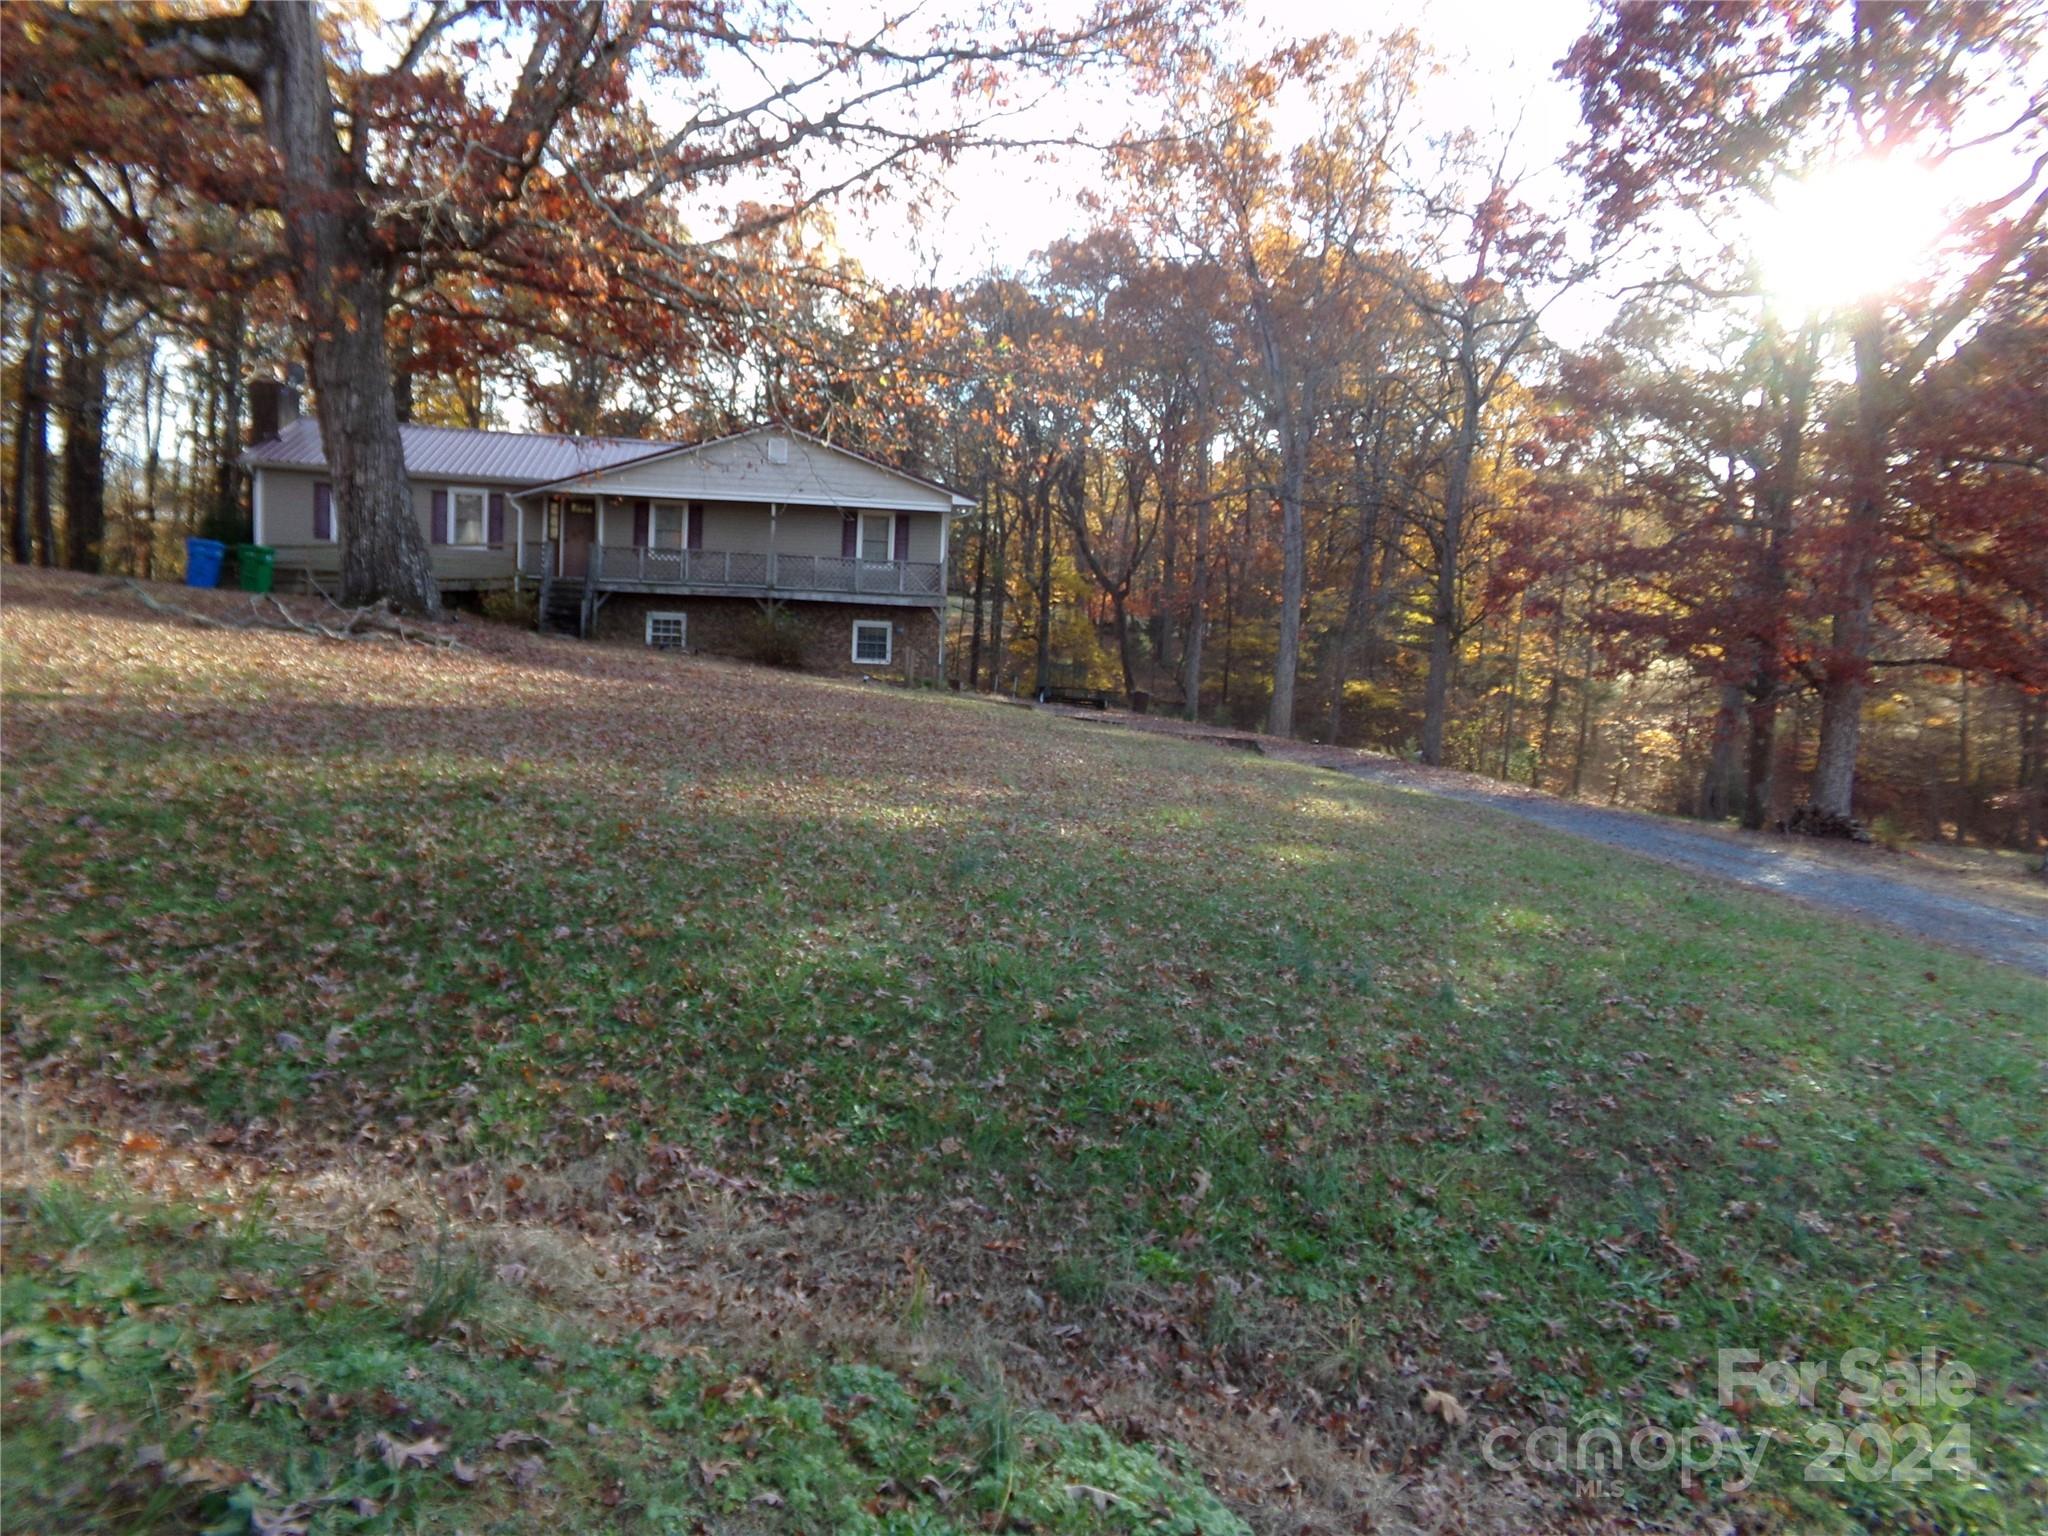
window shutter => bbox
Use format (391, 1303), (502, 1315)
(633, 500), (650, 548)
(487, 492), (506, 547)
(312, 482), (332, 541)
(841, 510), (857, 558)
(687, 502), (704, 552)
(892, 512), (910, 562)
(430, 489), (448, 545)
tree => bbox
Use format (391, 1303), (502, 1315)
(1567, 0), (2048, 816)
(1129, 39), (1417, 735)
(8, 0), (1186, 612)
(1399, 159), (1577, 764)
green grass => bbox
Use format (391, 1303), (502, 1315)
(1, 1178), (1241, 1535)
(4, 575), (2046, 1529)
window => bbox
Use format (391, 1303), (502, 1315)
(646, 612), (687, 650)
(766, 435), (790, 464)
(859, 512), (893, 563)
(450, 487), (488, 547)
(851, 620), (892, 666)
(652, 504), (686, 550)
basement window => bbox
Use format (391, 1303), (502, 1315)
(851, 620), (892, 666)
(646, 612), (687, 651)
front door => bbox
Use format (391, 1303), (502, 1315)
(560, 505), (595, 579)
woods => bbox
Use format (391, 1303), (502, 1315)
(3, 0), (2044, 845)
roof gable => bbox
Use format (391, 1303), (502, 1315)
(526, 427), (973, 509)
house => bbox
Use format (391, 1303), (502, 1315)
(243, 389), (971, 678)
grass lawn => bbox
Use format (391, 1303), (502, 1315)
(5, 569), (2045, 1532)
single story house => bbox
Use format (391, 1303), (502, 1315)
(244, 403), (971, 678)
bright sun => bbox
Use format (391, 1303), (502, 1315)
(1751, 157), (1952, 316)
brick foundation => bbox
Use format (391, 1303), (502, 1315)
(588, 594), (942, 681)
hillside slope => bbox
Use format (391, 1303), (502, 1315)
(5, 569), (2043, 1533)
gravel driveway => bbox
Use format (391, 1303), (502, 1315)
(1321, 754), (2048, 980)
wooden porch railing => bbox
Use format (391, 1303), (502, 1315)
(517, 539), (942, 598)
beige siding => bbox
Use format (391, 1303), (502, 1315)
(700, 502), (770, 554)
(775, 505), (844, 557)
(551, 429), (956, 513)
(590, 498), (943, 562)
(258, 468), (518, 585)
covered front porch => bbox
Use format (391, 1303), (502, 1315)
(514, 491), (942, 601)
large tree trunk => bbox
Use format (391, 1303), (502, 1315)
(1110, 590), (1134, 698)
(30, 356), (53, 566)
(1810, 308), (1889, 817)
(1326, 448), (1384, 743)
(59, 297), (108, 573)
(1266, 423), (1306, 737)
(213, 295), (246, 540)
(1698, 683), (1743, 819)
(1179, 450), (1210, 721)
(2021, 685), (2045, 858)
(1421, 339), (1481, 765)
(249, 1), (439, 613)
(1498, 600), (1526, 779)
(8, 272), (46, 565)
(1031, 471), (1054, 696)
(1742, 687), (1780, 831)
(987, 484), (1008, 693)
(967, 484), (989, 690)
(1740, 332), (1810, 830)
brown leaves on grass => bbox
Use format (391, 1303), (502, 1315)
(373, 1432), (445, 1472)
(1420, 1387), (1468, 1428)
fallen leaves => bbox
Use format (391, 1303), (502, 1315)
(373, 1432), (445, 1472)
(1420, 1387), (1468, 1428)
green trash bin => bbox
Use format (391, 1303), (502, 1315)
(235, 544), (276, 594)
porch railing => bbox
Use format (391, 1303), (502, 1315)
(518, 539), (942, 597)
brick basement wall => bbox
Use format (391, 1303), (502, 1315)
(589, 595), (942, 681)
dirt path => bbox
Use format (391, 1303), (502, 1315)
(1048, 708), (2048, 980)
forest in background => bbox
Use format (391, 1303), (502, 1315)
(3, 1), (2044, 849)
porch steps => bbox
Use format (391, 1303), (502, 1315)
(539, 583), (586, 638)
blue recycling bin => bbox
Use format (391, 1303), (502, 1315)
(185, 537), (226, 588)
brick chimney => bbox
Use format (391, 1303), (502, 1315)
(248, 374), (302, 445)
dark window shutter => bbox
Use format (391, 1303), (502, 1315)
(488, 492), (506, 547)
(633, 499), (650, 548)
(687, 502), (704, 552)
(841, 510), (857, 558)
(430, 489), (448, 545)
(893, 512), (910, 562)
(313, 482), (332, 541)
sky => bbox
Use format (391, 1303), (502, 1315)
(830, 0), (1594, 282)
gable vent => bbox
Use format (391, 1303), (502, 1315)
(766, 435), (790, 464)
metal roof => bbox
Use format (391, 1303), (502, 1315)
(244, 418), (974, 506)
(243, 418), (680, 485)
